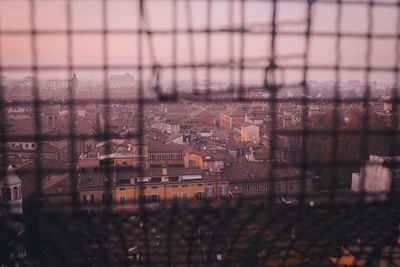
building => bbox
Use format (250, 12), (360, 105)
(78, 166), (208, 212)
(0, 165), (23, 215)
(0, 165), (27, 265)
(109, 73), (135, 88)
(240, 124), (260, 143)
(223, 162), (315, 198)
(147, 141), (184, 168)
(46, 79), (68, 90)
(68, 72), (78, 91)
(151, 121), (180, 135)
(220, 109), (246, 129)
(5, 136), (85, 164)
(0, 74), (6, 87)
(351, 155), (400, 201)
(184, 150), (233, 173)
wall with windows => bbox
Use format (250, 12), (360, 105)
(229, 178), (313, 197)
(79, 181), (209, 210)
(148, 152), (184, 167)
(7, 142), (37, 151)
(184, 153), (204, 169)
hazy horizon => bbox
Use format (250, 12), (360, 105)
(0, 0), (399, 84)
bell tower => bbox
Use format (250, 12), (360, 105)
(1, 165), (23, 215)
(68, 72), (78, 91)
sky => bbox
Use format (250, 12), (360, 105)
(0, 0), (398, 85)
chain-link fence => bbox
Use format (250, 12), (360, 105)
(0, 0), (400, 266)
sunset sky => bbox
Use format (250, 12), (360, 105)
(0, 0), (398, 85)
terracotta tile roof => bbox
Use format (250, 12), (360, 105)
(223, 162), (314, 182)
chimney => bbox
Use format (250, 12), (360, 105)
(162, 164), (168, 176)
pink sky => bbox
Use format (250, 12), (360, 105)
(0, 0), (398, 85)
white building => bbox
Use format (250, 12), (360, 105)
(46, 79), (68, 90)
(0, 165), (26, 264)
(1, 165), (23, 215)
(109, 73), (135, 88)
(351, 155), (400, 201)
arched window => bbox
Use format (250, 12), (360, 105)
(13, 186), (18, 200)
(47, 116), (54, 127)
(5, 187), (11, 201)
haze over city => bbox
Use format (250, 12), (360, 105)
(0, 0), (398, 83)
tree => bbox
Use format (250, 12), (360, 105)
(306, 108), (393, 189)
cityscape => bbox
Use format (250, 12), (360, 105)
(1, 0), (400, 266)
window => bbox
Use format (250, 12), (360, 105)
(5, 187), (11, 201)
(244, 185), (250, 191)
(151, 194), (160, 203)
(189, 160), (196, 168)
(195, 192), (204, 200)
(120, 196), (126, 205)
(177, 154), (183, 160)
(149, 154), (155, 161)
(47, 116), (53, 126)
(171, 192), (179, 200)
(102, 194), (113, 204)
(13, 186), (18, 200)
(219, 185), (227, 196)
(264, 184), (269, 190)
(168, 154), (173, 160)
(25, 143), (29, 148)
(90, 195), (94, 203)
(182, 192), (189, 201)
(31, 143), (36, 148)
(255, 184), (260, 191)
(205, 186), (213, 197)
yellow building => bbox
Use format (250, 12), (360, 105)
(184, 151), (227, 172)
(78, 166), (219, 212)
(147, 141), (184, 167)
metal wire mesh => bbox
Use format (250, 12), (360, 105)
(0, 0), (400, 266)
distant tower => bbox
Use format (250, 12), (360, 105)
(0, 165), (26, 265)
(1, 165), (23, 215)
(68, 72), (78, 91)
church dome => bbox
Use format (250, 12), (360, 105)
(3, 165), (22, 186)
